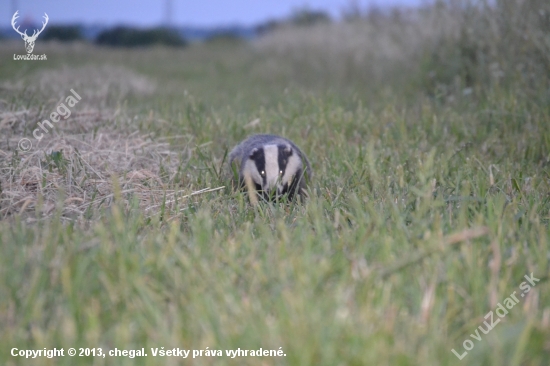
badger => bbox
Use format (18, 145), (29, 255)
(228, 134), (312, 205)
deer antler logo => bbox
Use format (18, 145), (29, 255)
(11, 11), (49, 54)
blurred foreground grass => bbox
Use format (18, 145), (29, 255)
(1, 1), (549, 365)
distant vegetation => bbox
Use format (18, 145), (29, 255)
(204, 32), (245, 45)
(289, 8), (331, 26)
(95, 26), (187, 47)
(256, 8), (331, 35)
(0, 7), (333, 45)
(42, 25), (84, 42)
(256, 0), (550, 101)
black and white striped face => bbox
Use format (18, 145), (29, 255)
(243, 143), (303, 199)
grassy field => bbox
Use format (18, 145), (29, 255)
(1, 1), (550, 365)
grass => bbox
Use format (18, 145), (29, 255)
(1, 1), (550, 365)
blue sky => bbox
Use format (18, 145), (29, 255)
(1, 0), (425, 27)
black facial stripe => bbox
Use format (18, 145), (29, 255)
(249, 148), (266, 185)
(277, 167), (301, 199)
(277, 145), (292, 176)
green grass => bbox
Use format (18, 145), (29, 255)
(1, 3), (550, 365)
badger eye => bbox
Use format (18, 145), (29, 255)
(279, 170), (283, 175)
(260, 170), (265, 176)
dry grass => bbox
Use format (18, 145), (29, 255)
(253, 7), (459, 87)
(253, 0), (550, 99)
(2, 133), (186, 221)
(0, 65), (221, 223)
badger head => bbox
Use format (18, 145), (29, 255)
(243, 143), (303, 201)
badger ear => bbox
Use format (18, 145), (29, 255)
(283, 145), (293, 157)
(249, 148), (261, 159)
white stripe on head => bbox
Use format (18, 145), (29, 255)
(263, 144), (280, 190)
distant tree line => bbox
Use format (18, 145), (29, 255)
(256, 8), (331, 34)
(95, 27), (186, 47)
(36, 8), (333, 46)
(42, 25), (83, 42)
(42, 25), (187, 47)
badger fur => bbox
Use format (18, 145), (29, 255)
(228, 134), (312, 204)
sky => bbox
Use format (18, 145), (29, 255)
(1, 0), (425, 28)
